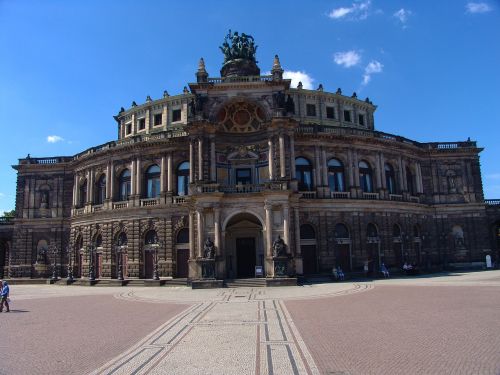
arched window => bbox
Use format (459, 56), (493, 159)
(406, 166), (414, 195)
(177, 161), (190, 196)
(176, 228), (189, 244)
(95, 175), (106, 205)
(95, 234), (103, 248)
(385, 163), (396, 194)
(300, 224), (316, 239)
(117, 232), (128, 246)
(79, 180), (87, 207)
(334, 223), (350, 238)
(413, 225), (420, 238)
(118, 169), (131, 201)
(145, 165), (161, 198)
(392, 224), (401, 238)
(367, 223), (378, 238)
(359, 161), (373, 193)
(296, 157), (313, 191)
(328, 158), (345, 192)
(145, 230), (158, 245)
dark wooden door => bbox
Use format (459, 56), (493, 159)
(145, 251), (153, 279)
(302, 245), (317, 275)
(336, 244), (351, 271)
(177, 248), (189, 278)
(236, 238), (256, 278)
(95, 253), (102, 279)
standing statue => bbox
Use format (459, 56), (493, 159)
(285, 95), (295, 114)
(272, 235), (286, 258)
(203, 237), (215, 259)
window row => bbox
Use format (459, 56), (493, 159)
(305, 104), (366, 125)
(296, 157), (418, 194)
(77, 162), (190, 207)
(124, 110), (182, 135)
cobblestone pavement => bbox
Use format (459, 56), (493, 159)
(1, 270), (499, 375)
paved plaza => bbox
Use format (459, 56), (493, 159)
(1, 271), (499, 375)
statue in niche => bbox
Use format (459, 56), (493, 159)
(203, 237), (215, 259)
(273, 91), (285, 109)
(40, 190), (49, 209)
(272, 235), (286, 258)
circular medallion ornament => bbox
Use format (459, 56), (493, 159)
(217, 101), (266, 133)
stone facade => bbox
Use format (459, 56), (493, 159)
(2, 36), (500, 280)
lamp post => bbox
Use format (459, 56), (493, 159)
(66, 245), (74, 282)
(49, 244), (59, 281)
(86, 242), (97, 281)
(115, 237), (127, 281)
(145, 234), (161, 281)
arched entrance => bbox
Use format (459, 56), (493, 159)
(176, 228), (189, 278)
(224, 212), (264, 279)
(300, 224), (317, 275)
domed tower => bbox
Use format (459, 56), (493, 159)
(219, 30), (260, 77)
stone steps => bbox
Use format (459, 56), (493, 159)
(224, 278), (267, 288)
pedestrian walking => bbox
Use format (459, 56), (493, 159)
(0, 280), (10, 312)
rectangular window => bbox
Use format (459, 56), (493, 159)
(326, 106), (335, 119)
(358, 114), (365, 126)
(306, 104), (316, 117)
(126, 123), (132, 135)
(236, 168), (252, 185)
(138, 118), (146, 130)
(172, 109), (182, 122)
(154, 113), (162, 126)
(343, 110), (351, 122)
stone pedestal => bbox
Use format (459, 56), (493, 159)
(199, 259), (216, 279)
(33, 263), (49, 278)
(191, 258), (222, 289)
(273, 256), (289, 278)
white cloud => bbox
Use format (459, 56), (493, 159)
(328, 0), (371, 20)
(283, 70), (314, 89)
(47, 135), (64, 143)
(393, 8), (412, 25)
(466, 2), (492, 13)
(362, 60), (383, 85)
(334, 50), (361, 68)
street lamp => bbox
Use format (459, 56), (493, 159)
(66, 245), (74, 282)
(49, 244), (59, 281)
(145, 234), (161, 281)
(115, 237), (127, 281)
(86, 242), (97, 281)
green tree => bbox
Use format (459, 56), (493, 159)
(2, 210), (15, 218)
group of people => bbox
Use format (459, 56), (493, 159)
(403, 262), (419, 275)
(332, 266), (345, 281)
(0, 280), (10, 313)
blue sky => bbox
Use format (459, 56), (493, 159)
(0, 0), (499, 212)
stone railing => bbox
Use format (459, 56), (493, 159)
(409, 196), (420, 203)
(93, 204), (104, 212)
(300, 191), (317, 199)
(485, 199), (500, 206)
(207, 75), (273, 84)
(113, 201), (129, 209)
(172, 196), (188, 204)
(389, 194), (403, 201)
(196, 182), (288, 194)
(330, 191), (350, 199)
(0, 216), (14, 225)
(19, 156), (73, 165)
(141, 198), (160, 207)
(362, 192), (379, 200)
(74, 208), (85, 216)
(295, 125), (477, 150)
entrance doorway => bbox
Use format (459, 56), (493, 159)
(236, 237), (256, 278)
(144, 251), (154, 279)
(302, 245), (317, 274)
(177, 248), (189, 278)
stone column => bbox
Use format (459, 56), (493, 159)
(294, 208), (301, 256)
(375, 153), (382, 190)
(210, 137), (216, 182)
(380, 153), (386, 189)
(348, 149), (354, 187)
(160, 155), (166, 194)
(162, 104), (167, 130)
(353, 151), (360, 186)
(105, 163), (111, 200)
(130, 160), (136, 196)
(109, 162), (115, 201)
(314, 146), (321, 186)
(416, 162), (423, 193)
(189, 140), (194, 182)
(279, 133), (286, 178)
(401, 158), (408, 191)
(322, 148), (328, 187)
(167, 153), (173, 192)
(198, 138), (203, 181)
(189, 212), (195, 259)
(136, 157), (142, 197)
(290, 135), (296, 179)
(283, 205), (290, 254)
(73, 174), (78, 206)
(265, 204), (273, 257)
(146, 108), (151, 131)
(398, 156), (404, 192)
(87, 169), (94, 204)
(214, 207), (221, 256)
(268, 138), (274, 180)
(197, 208), (203, 258)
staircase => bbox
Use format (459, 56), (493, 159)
(224, 278), (267, 288)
